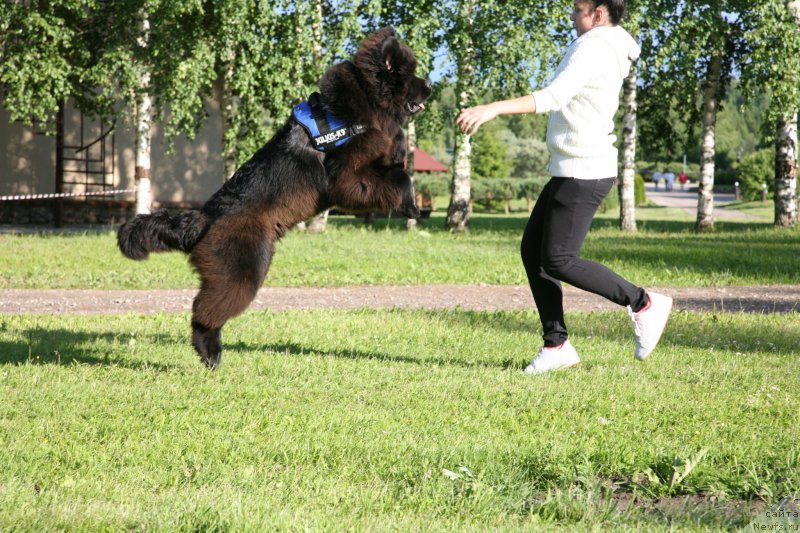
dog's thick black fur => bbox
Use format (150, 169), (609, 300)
(118, 27), (431, 368)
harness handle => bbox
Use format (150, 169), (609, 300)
(307, 92), (327, 119)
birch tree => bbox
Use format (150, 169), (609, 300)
(638, 1), (744, 232)
(134, 12), (153, 215)
(741, 0), (800, 227)
(619, 62), (639, 231)
(440, 0), (567, 231)
(619, 1), (644, 232)
(446, 0), (476, 232)
(695, 47), (723, 231)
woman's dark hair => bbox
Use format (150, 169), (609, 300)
(588, 0), (625, 24)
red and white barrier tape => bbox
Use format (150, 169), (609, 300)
(0, 188), (137, 202)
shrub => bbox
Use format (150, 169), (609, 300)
(470, 178), (519, 213)
(735, 148), (774, 201)
(599, 181), (619, 213)
(516, 177), (549, 212)
(635, 174), (647, 206)
(496, 179), (519, 215)
(413, 173), (449, 210)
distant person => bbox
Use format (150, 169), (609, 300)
(663, 170), (675, 191)
(652, 170), (662, 191)
(678, 171), (688, 190)
(456, 0), (673, 374)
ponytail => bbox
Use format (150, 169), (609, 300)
(591, 0), (625, 24)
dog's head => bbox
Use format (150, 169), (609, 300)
(354, 27), (432, 119)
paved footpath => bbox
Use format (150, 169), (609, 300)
(647, 182), (758, 220)
(1, 284), (798, 315)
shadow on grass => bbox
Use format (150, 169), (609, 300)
(565, 309), (800, 356)
(592, 210), (775, 233)
(401, 308), (799, 358)
(0, 327), (180, 371)
(227, 340), (520, 371)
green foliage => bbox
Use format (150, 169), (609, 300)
(413, 173), (450, 209)
(740, 1), (800, 140)
(470, 179), (519, 212)
(416, 83), (457, 154)
(634, 174), (647, 206)
(0, 1), (108, 129)
(598, 182), (619, 214)
(516, 178), (549, 201)
(436, 1), (571, 99)
(501, 129), (549, 180)
(735, 148), (775, 201)
(638, 1), (745, 163)
(471, 121), (512, 179)
(714, 84), (769, 169)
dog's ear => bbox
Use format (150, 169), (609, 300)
(380, 36), (401, 72)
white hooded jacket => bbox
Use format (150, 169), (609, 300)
(531, 25), (641, 179)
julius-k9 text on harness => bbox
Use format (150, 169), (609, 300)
(292, 92), (367, 152)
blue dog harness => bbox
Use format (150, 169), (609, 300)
(292, 92), (366, 152)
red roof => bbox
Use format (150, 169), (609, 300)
(405, 147), (448, 172)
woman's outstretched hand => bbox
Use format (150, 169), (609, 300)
(456, 104), (497, 136)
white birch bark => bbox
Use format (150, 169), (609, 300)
(775, 113), (798, 226)
(696, 50), (723, 231)
(445, 0), (475, 232)
(619, 61), (638, 232)
(221, 56), (237, 182)
(446, 127), (472, 232)
(135, 15), (152, 215)
(775, 1), (800, 227)
(307, 0), (329, 233)
(406, 119), (418, 229)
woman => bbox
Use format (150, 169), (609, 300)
(457, 0), (672, 374)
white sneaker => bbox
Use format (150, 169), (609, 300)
(628, 291), (673, 360)
(524, 340), (581, 374)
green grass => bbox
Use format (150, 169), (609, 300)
(1, 208), (799, 289)
(1, 308), (797, 530)
(716, 199), (776, 220)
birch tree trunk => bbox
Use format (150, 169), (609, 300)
(221, 55), (237, 182)
(774, 1), (800, 227)
(445, 0), (475, 232)
(307, 0), (329, 233)
(775, 113), (798, 226)
(619, 61), (638, 232)
(446, 127), (472, 232)
(406, 119), (418, 229)
(135, 15), (152, 215)
(696, 50), (723, 232)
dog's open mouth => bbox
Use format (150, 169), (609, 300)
(406, 102), (426, 114)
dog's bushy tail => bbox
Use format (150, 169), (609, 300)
(118, 209), (211, 260)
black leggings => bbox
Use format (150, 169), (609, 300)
(521, 177), (648, 347)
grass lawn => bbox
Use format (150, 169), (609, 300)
(1, 309), (798, 530)
(1, 205), (798, 530)
(1, 206), (798, 289)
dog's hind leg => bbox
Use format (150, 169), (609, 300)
(189, 220), (273, 368)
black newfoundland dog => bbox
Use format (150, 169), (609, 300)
(118, 27), (432, 368)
